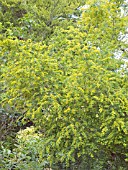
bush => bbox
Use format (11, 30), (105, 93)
(0, 0), (128, 169)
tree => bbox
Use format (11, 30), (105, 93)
(0, 0), (85, 40)
(0, 0), (128, 169)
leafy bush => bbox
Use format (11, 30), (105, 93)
(0, 0), (128, 169)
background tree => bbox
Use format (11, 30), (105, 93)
(0, 0), (85, 40)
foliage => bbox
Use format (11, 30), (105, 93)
(0, 127), (48, 170)
(0, 0), (128, 169)
(0, 0), (85, 41)
(0, 107), (18, 144)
